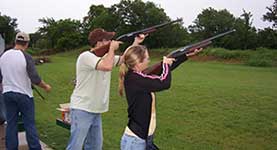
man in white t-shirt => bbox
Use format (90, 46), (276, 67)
(0, 32), (51, 150)
(66, 28), (145, 150)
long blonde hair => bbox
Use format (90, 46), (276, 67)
(118, 45), (148, 96)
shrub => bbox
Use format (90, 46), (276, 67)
(202, 48), (250, 60)
(245, 48), (277, 67)
(245, 57), (273, 67)
(200, 47), (277, 67)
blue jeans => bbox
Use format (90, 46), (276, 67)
(121, 134), (146, 150)
(0, 93), (6, 124)
(3, 92), (41, 150)
(66, 109), (103, 150)
(146, 135), (159, 150)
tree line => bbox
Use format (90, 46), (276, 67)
(0, 0), (276, 52)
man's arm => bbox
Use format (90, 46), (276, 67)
(37, 80), (51, 92)
(23, 51), (51, 92)
(186, 48), (203, 57)
(118, 34), (147, 65)
(96, 40), (121, 71)
(0, 69), (2, 92)
(170, 48), (203, 71)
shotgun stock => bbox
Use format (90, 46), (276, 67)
(93, 18), (183, 57)
(143, 29), (236, 75)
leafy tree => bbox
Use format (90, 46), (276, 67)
(29, 32), (42, 48)
(84, 0), (189, 49)
(230, 10), (258, 49)
(83, 5), (119, 38)
(188, 7), (236, 48)
(263, 0), (277, 28)
(111, 0), (169, 34)
(188, 8), (259, 49)
(260, 0), (277, 49)
(0, 12), (18, 46)
(38, 18), (83, 50)
(257, 28), (277, 49)
(189, 7), (235, 37)
(38, 17), (57, 48)
(111, 0), (186, 48)
(112, 0), (170, 47)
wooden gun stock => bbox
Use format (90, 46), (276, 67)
(93, 43), (111, 57)
(143, 62), (163, 75)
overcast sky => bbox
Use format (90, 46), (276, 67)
(0, 0), (274, 33)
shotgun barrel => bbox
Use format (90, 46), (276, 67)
(93, 18), (183, 57)
(143, 29), (236, 75)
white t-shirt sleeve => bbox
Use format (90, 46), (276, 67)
(82, 52), (101, 69)
(113, 55), (121, 67)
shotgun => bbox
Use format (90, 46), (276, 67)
(143, 29), (236, 75)
(32, 85), (45, 100)
(93, 18), (183, 57)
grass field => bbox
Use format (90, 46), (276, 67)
(33, 50), (277, 150)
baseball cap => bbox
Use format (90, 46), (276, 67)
(15, 32), (30, 42)
(88, 28), (115, 46)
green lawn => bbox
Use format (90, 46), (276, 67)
(33, 51), (277, 150)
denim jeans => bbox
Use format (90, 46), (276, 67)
(3, 92), (41, 150)
(121, 133), (146, 150)
(146, 135), (159, 150)
(66, 109), (102, 150)
(0, 93), (6, 124)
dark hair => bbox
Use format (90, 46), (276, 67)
(15, 40), (28, 46)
